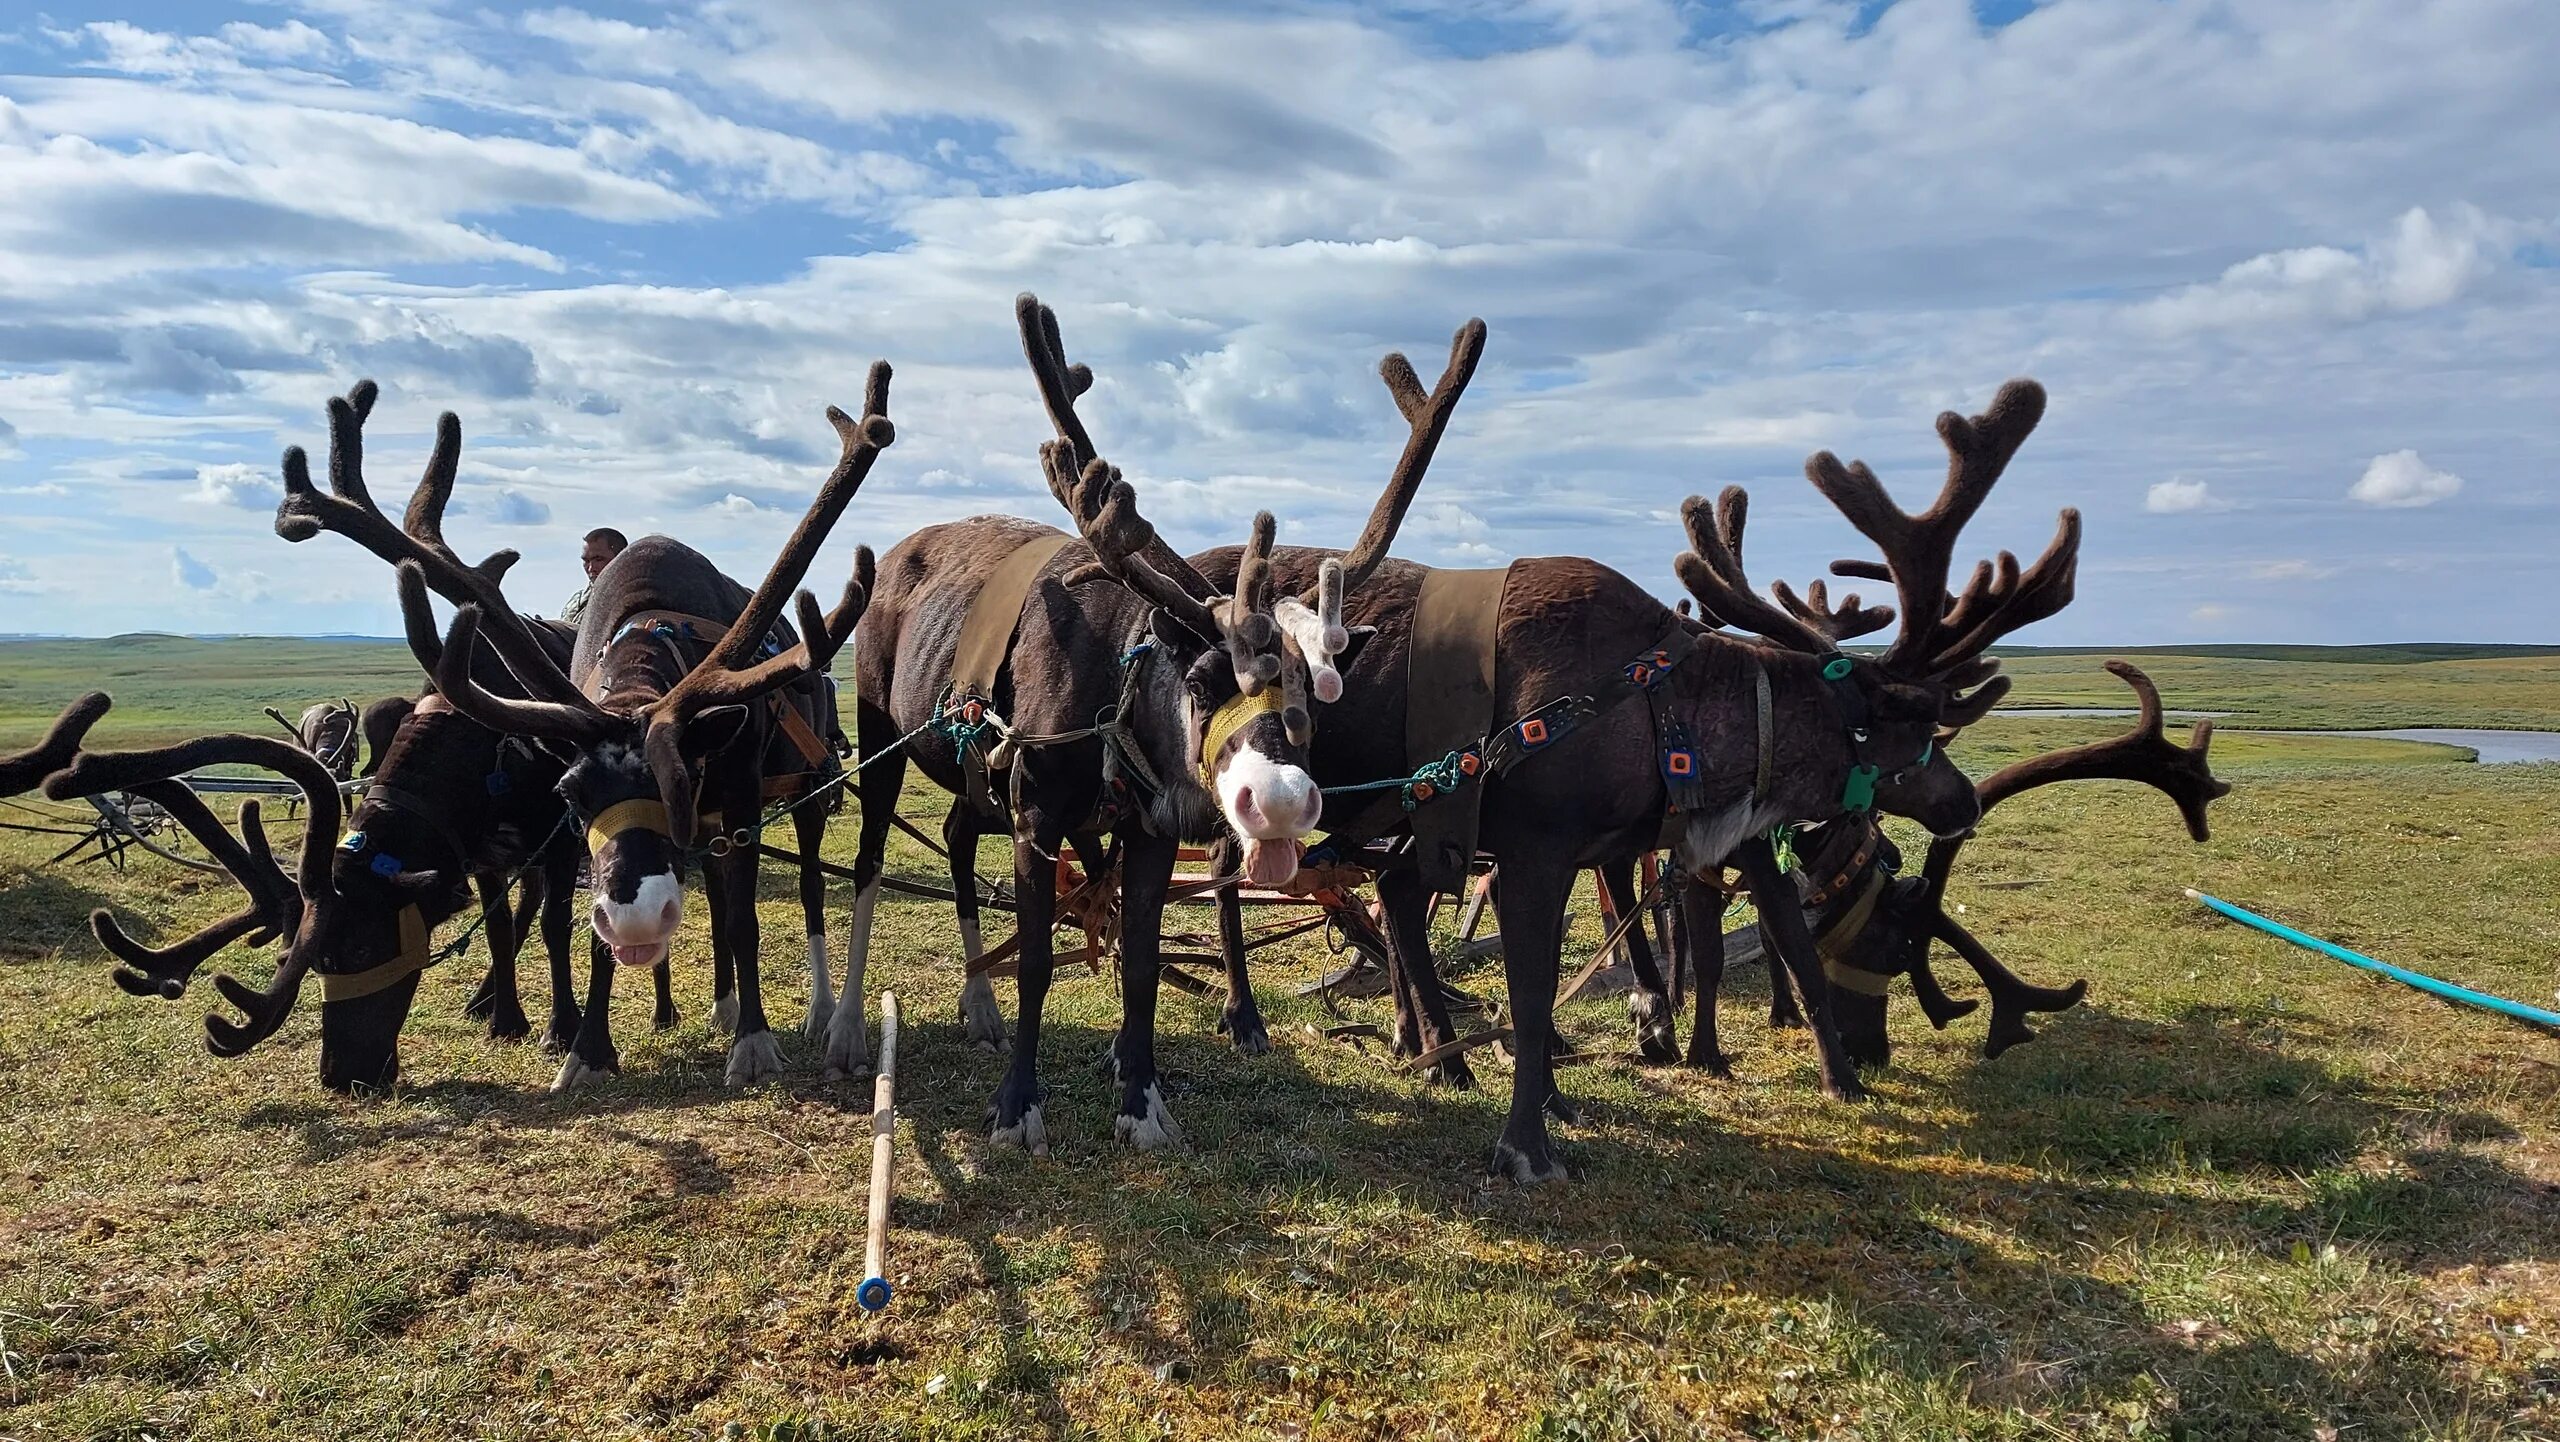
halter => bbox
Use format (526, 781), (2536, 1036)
(1196, 686), (1287, 788)
(1816, 653), (1934, 814)
(320, 904), (435, 1003)
(586, 797), (674, 855)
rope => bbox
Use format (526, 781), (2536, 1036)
(1321, 748), (1475, 811)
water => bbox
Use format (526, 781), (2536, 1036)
(1993, 710), (2560, 764)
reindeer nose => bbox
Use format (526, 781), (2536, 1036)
(1235, 784), (1257, 820)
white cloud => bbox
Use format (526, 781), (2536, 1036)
(2247, 559), (2340, 582)
(713, 493), (763, 515)
(2133, 206), (2506, 338)
(2349, 450), (2464, 509)
(0, 558), (43, 594)
(171, 546), (218, 589)
(184, 461), (276, 509)
(2144, 478), (2227, 515)
(486, 488), (553, 526)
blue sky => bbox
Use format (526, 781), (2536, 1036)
(0, 0), (2553, 641)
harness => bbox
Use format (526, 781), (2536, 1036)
(1786, 818), (1904, 997)
(1197, 687), (1286, 788)
(944, 534), (1075, 815)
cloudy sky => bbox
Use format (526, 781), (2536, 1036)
(0, 0), (2552, 642)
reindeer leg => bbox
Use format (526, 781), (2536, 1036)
(1681, 878), (1734, 1077)
(947, 800), (1006, 1051)
(553, 932), (619, 1089)
(539, 845), (580, 1052)
(1377, 867), (1474, 1089)
(1208, 836), (1269, 1055)
(1112, 827), (1183, 1149)
(469, 868), (531, 1041)
(796, 801), (835, 1039)
(1737, 838), (1867, 1103)
(989, 830), (1056, 1155)
(1762, 917), (1807, 1029)
(1488, 856), (1572, 1183)
(1603, 858), (1679, 1064)
(699, 861), (730, 1036)
(718, 826), (783, 1087)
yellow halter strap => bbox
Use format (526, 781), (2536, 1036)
(320, 904), (434, 1003)
(586, 797), (673, 856)
(1197, 687), (1286, 788)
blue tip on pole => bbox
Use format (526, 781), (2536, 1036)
(858, 1277), (892, 1312)
(2185, 888), (2560, 1032)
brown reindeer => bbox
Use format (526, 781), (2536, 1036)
(829, 294), (1480, 1152)
(382, 371), (890, 1088)
(1196, 380), (2077, 1180)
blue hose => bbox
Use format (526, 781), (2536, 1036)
(2186, 889), (2560, 1031)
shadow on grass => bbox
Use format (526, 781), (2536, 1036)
(859, 981), (2555, 1439)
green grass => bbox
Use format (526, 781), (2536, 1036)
(3, 645), (2559, 1438)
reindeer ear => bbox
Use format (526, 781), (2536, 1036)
(679, 705), (752, 760)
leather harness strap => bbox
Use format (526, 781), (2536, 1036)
(1401, 566), (1510, 894)
(1813, 868), (1893, 994)
(946, 533), (1076, 814)
(321, 904), (435, 1002)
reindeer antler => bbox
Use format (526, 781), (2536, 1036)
(1327, 317), (1487, 598)
(1674, 487), (1881, 653)
(1917, 661), (2228, 1054)
(277, 380), (596, 717)
(1807, 381), (2078, 715)
(0, 691), (109, 795)
(1040, 442), (1230, 646)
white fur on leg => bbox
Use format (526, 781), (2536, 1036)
(551, 1054), (613, 1092)
(802, 934), (834, 1038)
(957, 916), (1006, 1049)
(710, 990), (741, 1036)
(1113, 1082), (1184, 1150)
(825, 882), (878, 1081)
(725, 1028), (785, 1088)
(989, 1103), (1049, 1157)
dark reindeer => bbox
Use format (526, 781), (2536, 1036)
(830, 293), (1480, 1153)
(396, 369), (891, 1088)
(1197, 380), (2077, 1181)
(1663, 660), (2229, 1074)
(39, 676), (587, 1090)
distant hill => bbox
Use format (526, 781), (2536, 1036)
(1987, 643), (2560, 665)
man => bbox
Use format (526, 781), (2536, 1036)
(560, 528), (627, 624)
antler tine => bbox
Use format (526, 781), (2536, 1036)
(91, 787), (296, 1000)
(205, 952), (314, 1058)
(1014, 293), (1220, 601)
(1932, 911), (2088, 1058)
(1770, 576), (1895, 643)
(0, 690), (111, 795)
(1324, 317), (1487, 598)
(1043, 444), (1229, 643)
(659, 366), (895, 723)
(1805, 379), (2047, 672)
(1924, 510), (2082, 673)
(47, 733), (346, 899)
(1671, 488), (1836, 654)
(667, 548), (876, 714)
(427, 602), (617, 747)
(278, 386), (588, 712)
(1226, 512), (1282, 695)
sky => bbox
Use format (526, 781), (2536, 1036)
(0, 0), (2553, 643)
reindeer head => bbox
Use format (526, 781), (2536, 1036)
(1678, 381), (2080, 842)
(345, 372), (891, 966)
(1017, 293), (1483, 885)
(37, 693), (460, 1093)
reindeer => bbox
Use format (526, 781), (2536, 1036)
(37, 673), (592, 1089)
(829, 294), (1481, 1153)
(1195, 381), (2076, 1180)
(264, 698), (361, 781)
(394, 370), (891, 1088)
(1660, 660), (2229, 1075)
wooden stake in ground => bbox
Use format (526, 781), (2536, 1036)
(858, 992), (901, 1312)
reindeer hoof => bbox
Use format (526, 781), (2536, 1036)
(724, 1029), (785, 1088)
(989, 1103), (1050, 1157)
(1489, 1137), (1569, 1186)
(483, 1003), (532, 1043)
(959, 982), (1008, 1052)
(1219, 1007), (1271, 1056)
(551, 1053), (617, 1092)
(822, 1008), (872, 1082)
(802, 995), (835, 1040)
(708, 992), (739, 1036)
(1544, 1090), (1580, 1126)
(1684, 1048), (1734, 1079)
(1112, 1082), (1184, 1151)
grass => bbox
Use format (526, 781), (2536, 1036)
(2, 645), (2558, 1438)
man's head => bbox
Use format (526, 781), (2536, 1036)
(581, 528), (628, 581)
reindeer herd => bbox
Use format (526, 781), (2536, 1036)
(0, 293), (2227, 1183)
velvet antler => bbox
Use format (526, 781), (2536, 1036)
(1674, 488), (1871, 654)
(0, 691), (109, 795)
(1918, 662), (2228, 1054)
(1327, 317), (1487, 597)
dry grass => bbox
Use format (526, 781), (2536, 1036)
(1, 651), (2558, 1439)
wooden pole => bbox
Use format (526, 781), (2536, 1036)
(858, 992), (901, 1312)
